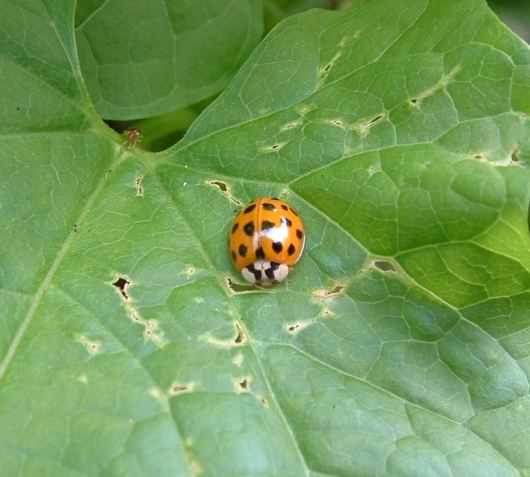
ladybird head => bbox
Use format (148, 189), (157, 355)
(241, 260), (289, 285)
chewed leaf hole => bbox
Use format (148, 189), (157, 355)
(234, 322), (246, 345)
(112, 276), (130, 300)
(312, 284), (345, 300)
(232, 375), (252, 393)
(208, 180), (227, 192)
(169, 382), (195, 396)
(225, 277), (255, 293)
(206, 179), (242, 205)
(368, 113), (385, 125)
(373, 260), (396, 272)
(286, 320), (315, 334)
(258, 142), (287, 154)
(78, 335), (101, 355)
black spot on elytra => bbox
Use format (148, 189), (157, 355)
(296, 229), (303, 239)
(261, 220), (275, 230)
(283, 217), (292, 227)
(262, 203), (275, 211)
(232, 223), (239, 234)
(272, 242), (283, 253)
(256, 247), (265, 260)
(243, 221), (255, 236)
(239, 244), (247, 257)
(289, 207), (299, 216)
(244, 204), (256, 213)
(231, 251), (236, 261)
(281, 204), (288, 211)
(288, 244), (296, 255)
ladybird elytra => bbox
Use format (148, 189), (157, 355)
(229, 197), (305, 284)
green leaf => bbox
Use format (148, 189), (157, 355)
(75, 0), (264, 120)
(2, 1), (530, 476)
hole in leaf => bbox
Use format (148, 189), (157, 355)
(225, 277), (255, 293)
(313, 284), (345, 300)
(169, 383), (194, 396)
(373, 260), (396, 272)
(368, 113), (385, 125)
(234, 322), (246, 345)
(209, 180), (227, 192)
(112, 277), (130, 300)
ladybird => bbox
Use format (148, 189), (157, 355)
(229, 197), (305, 284)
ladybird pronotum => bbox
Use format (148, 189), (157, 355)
(229, 197), (305, 284)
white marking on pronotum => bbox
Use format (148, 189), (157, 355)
(203, 321), (247, 348)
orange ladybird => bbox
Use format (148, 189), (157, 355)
(229, 197), (305, 284)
